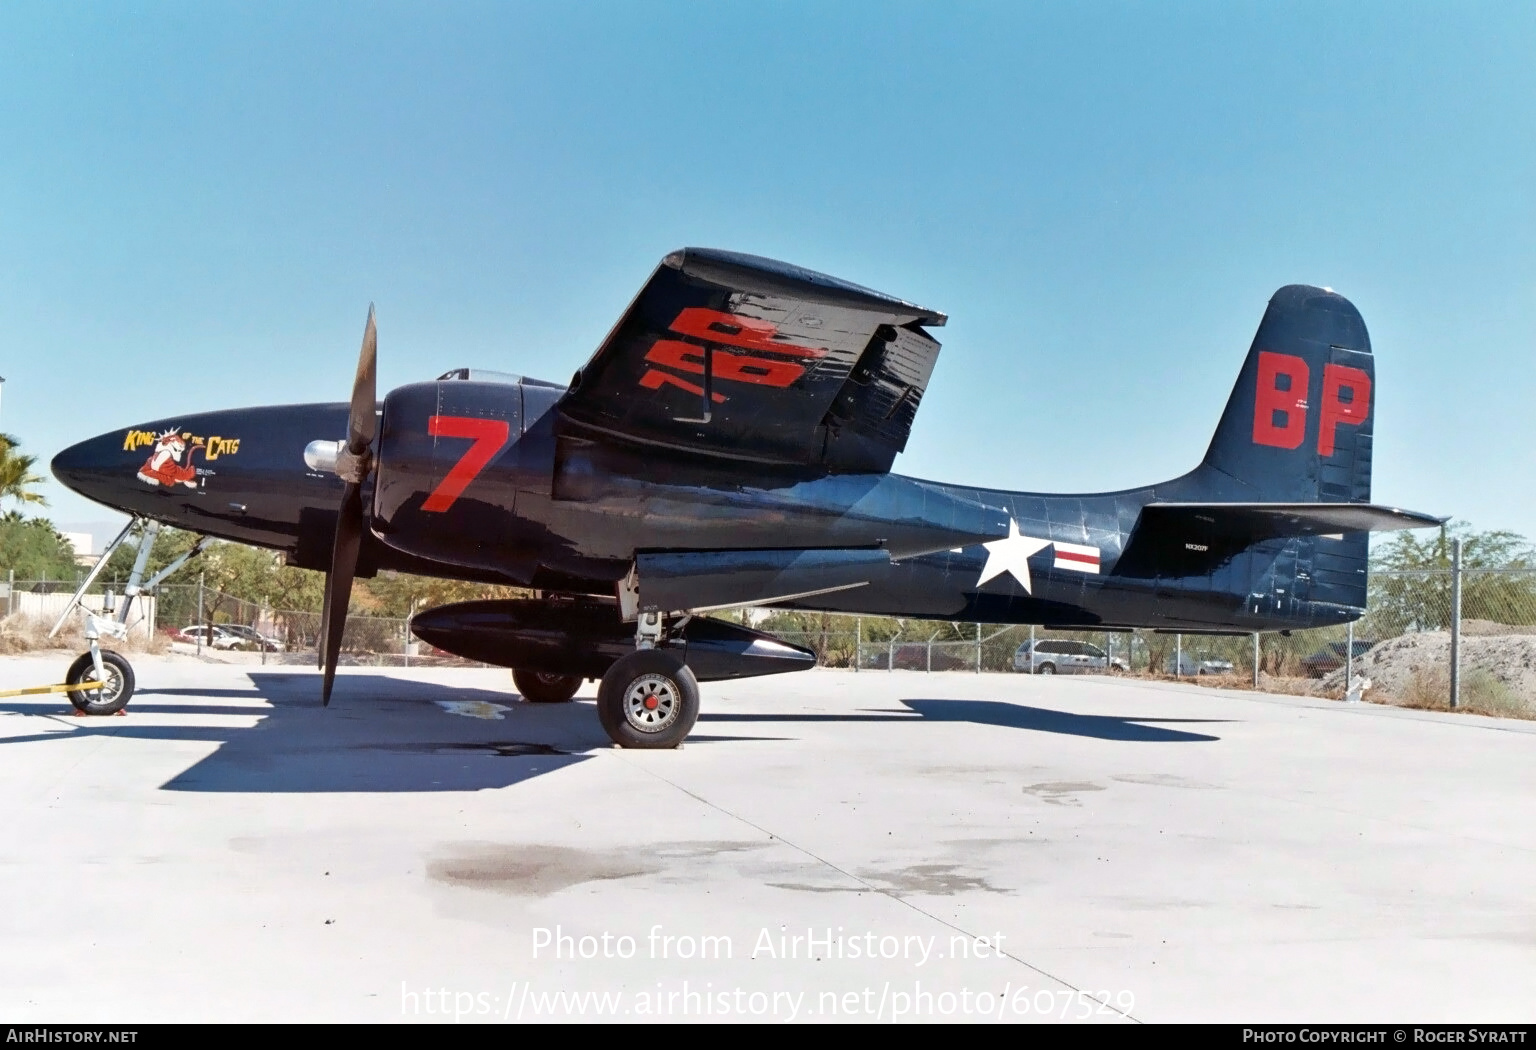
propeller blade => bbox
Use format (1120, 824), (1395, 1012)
(348, 305), (377, 454)
(322, 304), (378, 705)
(321, 481), (365, 706)
(318, 579), (330, 671)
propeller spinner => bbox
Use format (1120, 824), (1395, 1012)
(319, 305), (378, 705)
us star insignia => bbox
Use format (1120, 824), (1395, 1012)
(975, 520), (1103, 592)
(976, 519), (1053, 592)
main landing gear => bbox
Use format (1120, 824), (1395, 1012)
(595, 611), (699, 750)
(511, 669), (583, 704)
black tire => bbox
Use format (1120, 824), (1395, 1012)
(597, 649), (699, 749)
(1037, 662), (1056, 675)
(66, 650), (135, 715)
(513, 668), (582, 704)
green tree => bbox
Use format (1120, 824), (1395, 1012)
(0, 434), (48, 510)
(97, 524), (527, 647)
(1366, 522), (1536, 635)
(0, 515), (80, 580)
(99, 525), (323, 629)
(359, 571), (526, 618)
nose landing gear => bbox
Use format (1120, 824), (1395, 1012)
(40, 515), (211, 716)
(65, 644), (136, 716)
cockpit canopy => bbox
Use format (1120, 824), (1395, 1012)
(437, 368), (565, 390)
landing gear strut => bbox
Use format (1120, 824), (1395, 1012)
(594, 606), (699, 748)
(44, 516), (210, 716)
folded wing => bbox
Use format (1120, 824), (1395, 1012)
(555, 248), (947, 473)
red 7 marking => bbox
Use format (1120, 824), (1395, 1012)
(421, 415), (511, 513)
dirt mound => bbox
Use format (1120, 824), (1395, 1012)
(1322, 631), (1536, 719)
(1458, 619), (1536, 637)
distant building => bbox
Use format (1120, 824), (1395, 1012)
(62, 532), (99, 568)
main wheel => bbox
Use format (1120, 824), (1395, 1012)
(597, 649), (699, 749)
(1037, 662), (1056, 675)
(65, 650), (136, 715)
(513, 668), (582, 704)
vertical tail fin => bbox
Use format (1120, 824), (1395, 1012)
(1121, 285), (1438, 617)
(1198, 285), (1374, 504)
(1190, 285), (1376, 612)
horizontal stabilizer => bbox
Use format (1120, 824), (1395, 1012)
(630, 547), (891, 616)
(1114, 502), (1446, 579)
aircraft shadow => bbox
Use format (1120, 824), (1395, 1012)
(1, 672), (608, 794)
(701, 697), (1227, 743)
(1, 678), (1224, 796)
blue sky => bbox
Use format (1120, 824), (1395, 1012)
(2, 2), (1532, 548)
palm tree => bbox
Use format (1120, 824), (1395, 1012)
(0, 433), (48, 510)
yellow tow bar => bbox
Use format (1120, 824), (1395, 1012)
(0, 681), (107, 699)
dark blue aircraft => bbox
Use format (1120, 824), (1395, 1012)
(52, 249), (1442, 747)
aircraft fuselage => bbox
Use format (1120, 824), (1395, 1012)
(52, 374), (1362, 634)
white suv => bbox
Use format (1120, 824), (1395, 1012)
(1014, 639), (1126, 675)
(217, 624), (286, 652)
(176, 625), (246, 650)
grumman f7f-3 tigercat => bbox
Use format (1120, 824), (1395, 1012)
(51, 249), (1443, 746)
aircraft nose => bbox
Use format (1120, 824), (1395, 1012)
(52, 431), (134, 508)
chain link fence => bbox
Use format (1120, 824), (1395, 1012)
(5, 552), (1534, 716)
(0, 575), (456, 668)
(745, 558), (1536, 718)
(146, 581), (459, 667)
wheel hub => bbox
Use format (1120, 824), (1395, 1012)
(87, 668), (122, 702)
(623, 673), (679, 732)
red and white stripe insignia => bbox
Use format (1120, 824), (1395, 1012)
(1052, 541), (1101, 574)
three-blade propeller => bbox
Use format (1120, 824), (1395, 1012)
(319, 306), (378, 706)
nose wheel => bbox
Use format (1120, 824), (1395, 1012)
(65, 649), (135, 715)
(597, 649), (699, 749)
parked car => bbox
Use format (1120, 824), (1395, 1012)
(861, 643), (971, 671)
(175, 625), (247, 650)
(216, 624), (286, 652)
(1014, 639), (1126, 675)
(1164, 652), (1235, 675)
(1301, 640), (1374, 679)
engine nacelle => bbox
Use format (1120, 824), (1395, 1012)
(371, 377), (558, 578)
(410, 597), (817, 682)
